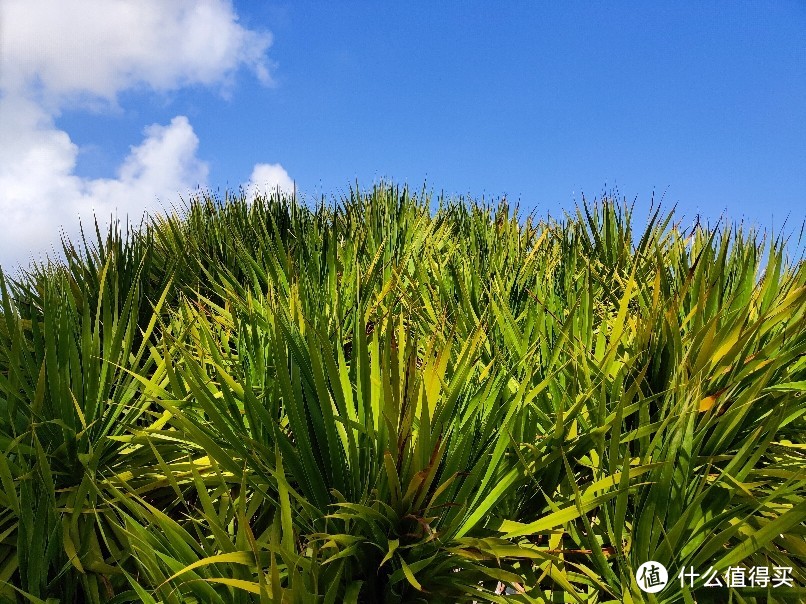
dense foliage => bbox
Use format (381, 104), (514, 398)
(0, 185), (804, 603)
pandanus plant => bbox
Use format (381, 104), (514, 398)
(0, 184), (803, 603)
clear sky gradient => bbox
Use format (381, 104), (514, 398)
(1, 1), (804, 269)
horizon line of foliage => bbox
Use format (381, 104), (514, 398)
(0, 183), (804, 603)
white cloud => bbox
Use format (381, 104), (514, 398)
(244, 163), (296, 199)
(0, 0), (280, 270)
(0, 102), (208, 266)
(1, 0), (274, 105)
(86, 116), (209, 220)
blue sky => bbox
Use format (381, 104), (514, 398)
(1, 1), (804, 268)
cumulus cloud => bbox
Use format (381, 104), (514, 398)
(0, 102), (209, 266)
(87, 117), (209, 216)
(1, 0), (274, 104)
(0, 0), (283, 270)
(244, 163), (296, 199)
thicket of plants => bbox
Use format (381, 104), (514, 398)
(0, 185), (804, 603)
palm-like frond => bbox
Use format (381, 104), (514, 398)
(0, 184), (803, 602)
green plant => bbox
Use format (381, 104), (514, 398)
(0, 184), (803, 602)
